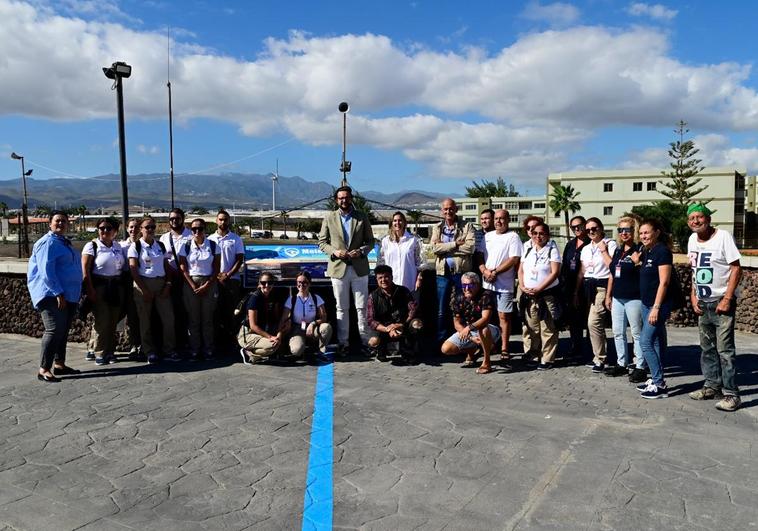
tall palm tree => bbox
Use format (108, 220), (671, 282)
(548, 183), (581, 238)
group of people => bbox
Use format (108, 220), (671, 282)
(26, 192), (745, 411)
(28, 208), (245, 379)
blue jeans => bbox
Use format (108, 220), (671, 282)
(640, 303), (670, 387)
(436, 274), (461, 342)
(611, 297), (643, 368)
(38, 297), (78, 370)
(697, 299), (739, 396)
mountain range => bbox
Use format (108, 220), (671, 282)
(0, 172), (448, 212)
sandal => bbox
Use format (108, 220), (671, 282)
(476, 365), (492, 374)
(460, 359), (476, 368)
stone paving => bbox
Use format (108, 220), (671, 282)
(0, 328), (756, 530)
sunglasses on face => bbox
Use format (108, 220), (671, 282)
(461, 283), (477, 290)
(191, 226), (204, 232)
(532, 231), (547, 236)
(586, 227), (600, 233)
(617, 227), (633, 234)
(169, 217), (182, 222)
(98, 226), (114, 231)
(296, 280), (309, 286)
(259, 281), (273, 286)
(570, 224), (584, 231)
(143, 225), (156, 230)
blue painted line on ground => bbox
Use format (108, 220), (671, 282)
(302, 357), (334, 531)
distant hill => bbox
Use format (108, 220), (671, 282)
(0, 173), (448, 211)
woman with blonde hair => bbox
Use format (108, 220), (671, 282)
(377, 211), (423, 292)
(604, 216), (645, 378)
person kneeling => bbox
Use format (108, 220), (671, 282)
(238, 272), (285, 363)
(279, 271), (333, 359)
(367, 265), (422, 365)
(440, 272), (499, 374)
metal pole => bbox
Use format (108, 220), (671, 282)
(168, 80), (175, 209)
(341, 113), (347, 187)
(17, 212), (21, 259)
(115, 75), (130, 238)
(19, 157), (30, 258)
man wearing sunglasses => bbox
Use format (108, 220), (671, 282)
(561, 215), (590, 357)
(208, 210), (245, 353)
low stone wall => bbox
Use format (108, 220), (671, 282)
(1, 266), (756, 342)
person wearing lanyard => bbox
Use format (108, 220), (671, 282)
(635, 219), (674, 399)
(208, 209), (245, 353)
(561, 216), (590, 358)
(27, 211), (83, 382)
(159, 208), (192, 353)
(574, 217), (617, 373)
(178, 218), (221, 361)
(238, 272), (285, 363)
(128, 216), (176, 365)
(517, 221), (562, 370)
(604, 216), (645, 379)
(431, 198), (475, 344)
(120, 218), (145, 362)
(280, 271), (333, 359)
(82, 217), (124, 366)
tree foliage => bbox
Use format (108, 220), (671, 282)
(406, 209), (424, 234)
(465, 177), (520, 198)
(631, 200), (690, 251)
(189, 205), (209, 215)
(548, 183), (581, 238)
(658, 120), (707, 205)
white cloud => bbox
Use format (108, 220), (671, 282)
(2, 0), (758, 182)
(137, 144), (159, 155)
(626, 3), (678, 21)
(520, 1), (580, 27)
(693, 134), (758, 170)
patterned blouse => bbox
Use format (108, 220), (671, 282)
(450, 288), (495, 327)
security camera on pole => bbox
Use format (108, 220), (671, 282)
(338, 101), (351, 187)
(102, 61), (132, 238)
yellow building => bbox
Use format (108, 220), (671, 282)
(547, 167), (748, 246)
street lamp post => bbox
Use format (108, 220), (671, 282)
(338, 101), (351, 187)
(103, 61), (132, 238)
(10, 152), (32, 258)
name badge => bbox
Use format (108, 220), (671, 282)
(615, 265), (621, 278)
(529, 268), (538, 281)
(570, 258), (577, 271)
(301, 320), (307, 331)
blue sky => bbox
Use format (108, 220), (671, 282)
(1, 0), (757, 205)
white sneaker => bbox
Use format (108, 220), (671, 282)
(636, 378), (654, 392)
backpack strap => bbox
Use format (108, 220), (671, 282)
(183, 240), (191, 257)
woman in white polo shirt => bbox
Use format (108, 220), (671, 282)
(82, 217), (124, 365)
(574, 217), (617, 373)
(279, 270), (333, 358)
(377, 211), (423, 292)
(128, 216), (176, 365)
(178, 218), (221, 360)
(517, 221), (562, 370)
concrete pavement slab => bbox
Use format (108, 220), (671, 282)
(0, 328), (756, 530)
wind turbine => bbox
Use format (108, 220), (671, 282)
(271, 159), (279, 212)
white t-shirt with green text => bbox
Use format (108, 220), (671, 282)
(687, 229), (741, 302)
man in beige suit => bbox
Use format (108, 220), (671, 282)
(319, 186), (375, 355)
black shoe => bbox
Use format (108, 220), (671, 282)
(335, 345), (348, 358)
(604, 365), (627, 377)
(38, 373), (61, 383)
(591, 363), (605, 374)
(628, 368), (648, 383)
(53, 365), (81, 375)
(537, 363), (552, 371)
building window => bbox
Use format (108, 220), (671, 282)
(633, 182), (642, 191)
(505, 202), (518, 210)
(464, 204), (477, 210)
(519, 201), (532, 209)
(464, 217), (476, 223)
(509, 215), (518, 223)
(647, 182), (657, 191)
(492, 203), (503, 209)
(604, 206), (613, 216)
(604, 183), (613, 192)
(554, 212), (560, 218)
(533, 202), (546, 209)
